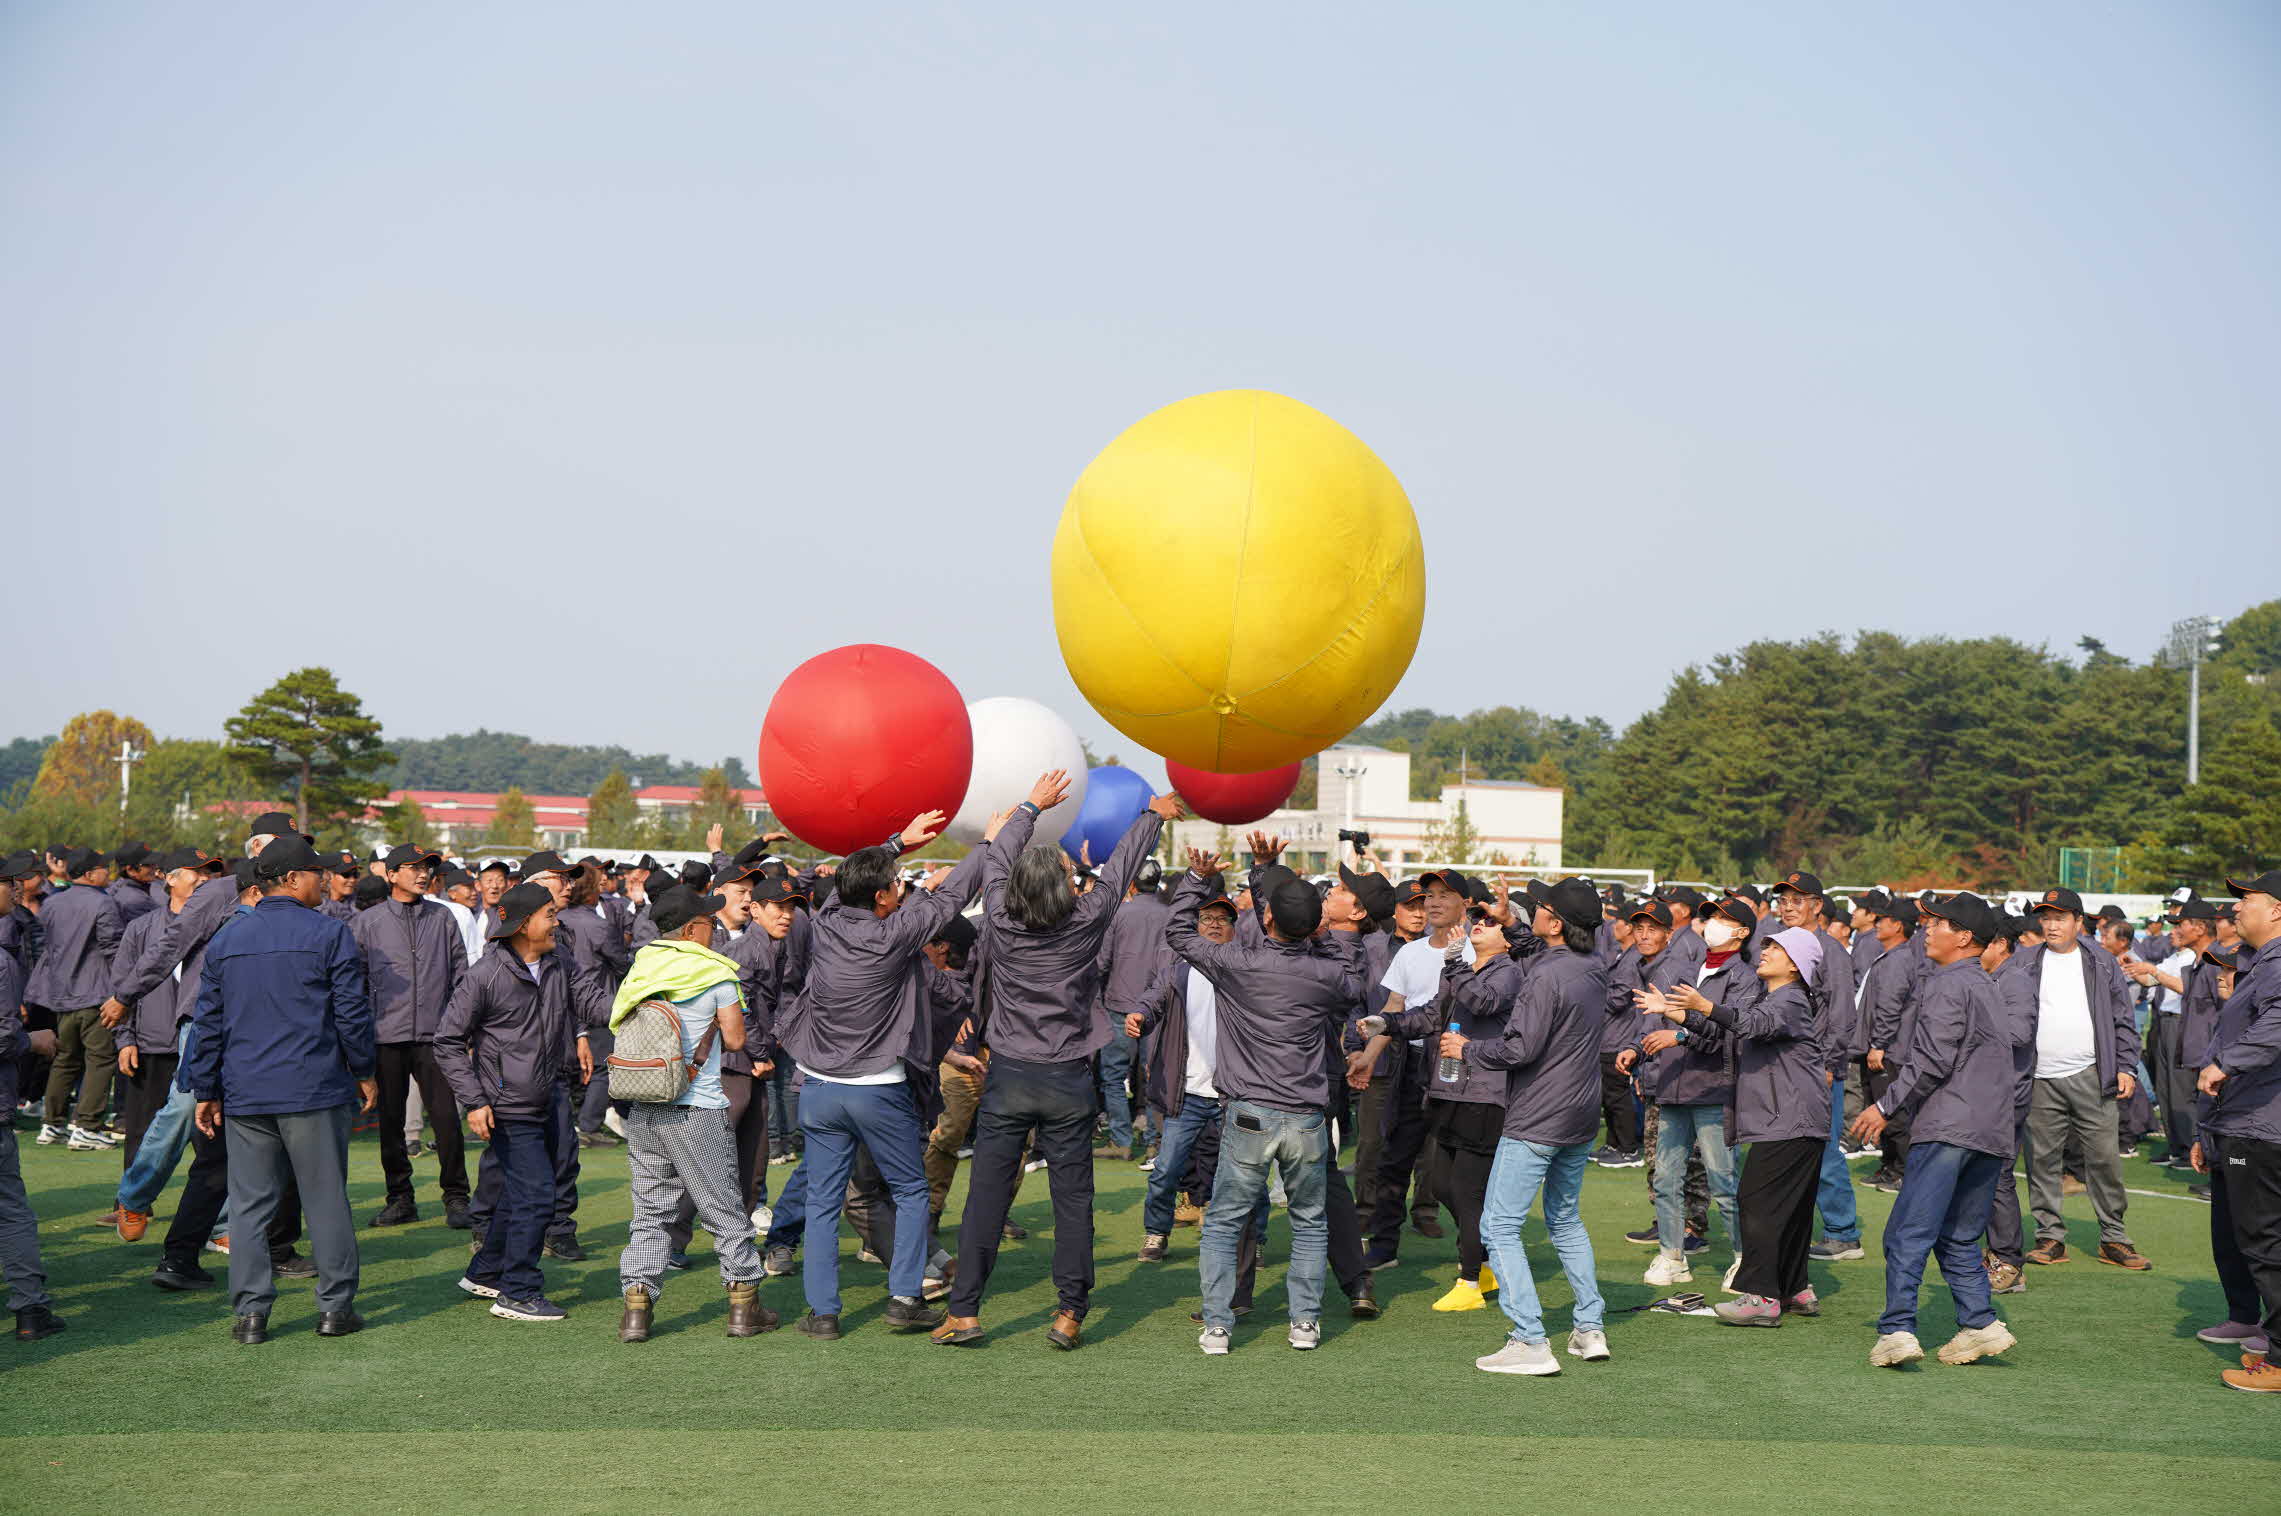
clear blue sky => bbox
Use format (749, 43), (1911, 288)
(4, 2), (2275, 789)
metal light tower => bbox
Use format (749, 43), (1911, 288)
(116, 739), (146, 815)
(2159, 614), (2225, 784)
(1333, 757), (1367, 834)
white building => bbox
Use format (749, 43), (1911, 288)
(1166, 743), (1563, 876)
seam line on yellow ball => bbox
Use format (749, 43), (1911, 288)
(1213, 393), (1263, 759)
(1065, 506), (1212, 701)
(1224, 543), (1424, 707)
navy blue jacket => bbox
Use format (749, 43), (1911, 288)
(1464, 944), (1605, 1146)
(188, 897), (376, 1114)
(2014, 940), (2138, 1097)
(22, 881), (120, 1011)
(434, 942), (577, 1122)
(1635, 950), (1757, 1108)
(2203, 941), (2281, 1146)
(1687, 979), (1828, 1144)
(1604, 943), (1685, 1055)
(1875, 956), (2015, 1157)
(110, 876), (159, 926)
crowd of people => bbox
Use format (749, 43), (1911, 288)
(2, 790), (2275, 1392)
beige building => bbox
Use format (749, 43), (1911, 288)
(1166, 743), (1563, 876)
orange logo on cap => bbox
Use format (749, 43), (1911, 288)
(2044, 890), (2059, 902)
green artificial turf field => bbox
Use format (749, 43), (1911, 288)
(3, 1129), (2272, 1513)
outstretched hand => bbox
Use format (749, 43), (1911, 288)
(1186, 846), (1223, 878)
(900, 811), (949, 851)
(1028, 769), (1072, 811)
(1147, 793), (1185, 821)
(1247, 832), (1286, 865)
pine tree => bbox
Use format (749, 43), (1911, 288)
(224, 668), (392, 837)
(586, 769), (643, 846)
(489, 787), (537, 849)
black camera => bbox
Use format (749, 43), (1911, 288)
(1338, 828), (1371, 852)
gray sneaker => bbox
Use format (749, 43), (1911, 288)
(1198, 1326), (1231, 1356)
(1475, 1335), (1561, 1376)
(762, 1245), (795, 1277)
(1809, 1237), (1865, 1261)
(1567, 1328), (1610, 1361)
(1288, 1320), (1320, 1351)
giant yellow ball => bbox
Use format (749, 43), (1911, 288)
(1052, 390), (1426, 773)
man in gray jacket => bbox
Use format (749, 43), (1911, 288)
(29, 848), (125, 1151)
(348, 845), (470, 1229)
(2018, 888), (2150, 1270)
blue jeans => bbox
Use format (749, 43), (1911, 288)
(1653, 1105), (1739, 1253)
(117, 1023), (203, 1216)
(1815, 1074), (1860, 1243)
(1878, 1140), (2004, 1336)
(1143, 1095), (1219, 1236)
(767, 1065), (799, 1148)
(798, 1078), (931, 1315)
(467, 1116), (561, 1300)
(1481, 1137), (1604, 1342)
(1199, 1099), (1327, 1328)
(1098, 1034), (1137, 1148)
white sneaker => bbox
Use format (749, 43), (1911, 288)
(1721, 1255), (1743, 1295)
(457, 1274), (500, 1299)
(1137, 1156), (1156, 1173)
(1936, 1322), (2017, 1365)
(1198, 1326), (1232, 1356)
(35, 1124), (63, 1146)
(1568, 1328), (1611, 1361)
(1269, 1177), (1288, 1206)
(1644, 1250), (1692, 1287)
(748, 1203), (773, 1239)
(68, 1125), (121, 1150)
(602, 1108), (626, 1138)
(1289, 1320), (1320, 1351)
(1870, 1330), (1925, 1368)
(1024, 1158), (1047, 1174)
(1475, 1336), (1561, 1375)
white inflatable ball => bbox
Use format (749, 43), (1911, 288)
(945, 696), (1091, 846)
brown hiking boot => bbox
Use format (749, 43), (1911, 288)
(1174, 1199), (1203, 1226)
(930, 1315), (985, 1346)
(2222, 1355), (2281, 1393)
(619, 1288), (653, 1343)
(2096, 1241), (2152, 1271)
(1047, 1310), (1082, 1350)
(725, 1281), (778, 1337)
(2025, 1239), (2067, 1266)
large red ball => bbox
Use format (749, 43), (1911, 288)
(1165, 759), (1302, 826)
(758, 645), (973, 856)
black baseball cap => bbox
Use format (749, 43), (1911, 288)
(2168, 898), (2218, 923)
(1921, 890), (1996, 941)
(2227, 870), (2281, 901)
(649, 884), (725, 937)
(113, 843), (152, 869)
(2031, 887), (2085, 916)
(1770, 870), (1824, 899)
(247, 811), (298, 838)
(1527, 877), (1603, 933)
(1265, 876), (1322, 938)
(1705, 896), (1757, 933)
(383, 844), (444, 870)
(1874, 896), (1920, 928)
(928, 912), (978, 954)
(1626, 900), (1674, 929)
(751, 874), (808, 907)
(713, 858), (767, 889)
(1336, 861), (1396, 920)
(1417, 868), (1474, 901)
(519, 850), (576, 879)
(1198, 891), (1238, 916)
(2202, 944), (2238, 970)
(233, 858), (263, 891)
(2091, 903), (2130, 924)
(0, 850), (39, 879)
(1390, 878), (1425, 907)
(63, 847), (105, 878)
(1658, 885), (1705, 912)
(255, 835), (328, 880)
(490, 881), (556, 939)
(331, 850), (361, 876)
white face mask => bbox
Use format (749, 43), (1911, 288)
(1703, 917), (1744, 950)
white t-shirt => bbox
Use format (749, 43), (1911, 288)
(2034, 946), (2097, 1079)
(1382, 932), (1475, 1045)
(1183, 967), (1219, 1099)
(2152, 948), (2194, 1015)
(798, 1062), (905, 1087)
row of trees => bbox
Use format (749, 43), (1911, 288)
(386, 730), (751, 793)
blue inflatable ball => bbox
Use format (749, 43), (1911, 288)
(1060, 764), (1156, 864)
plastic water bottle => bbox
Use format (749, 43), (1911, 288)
(1437, 1020), (1463, 1084)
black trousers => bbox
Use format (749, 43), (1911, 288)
(375, 1042), (467, 1205)
(2207, 1134), (2267, 1326)
(723, 1069), (768, 1215)
(1598, 1052), (1640, 1152)
(118, 1051), (179, 1170)
(2149, 1015), (2195, 1157)
(472, 1081), (579, 1238)
(1429, 1100), (1501, 1280)
(1865, 1061), (1911, 1171)
(948, 1055), (1097, 1319)
(1734, 1136), (1824, 1301)
(2217, 1134), (2281, 1332)
(1366, 1069), (1437, 1252)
